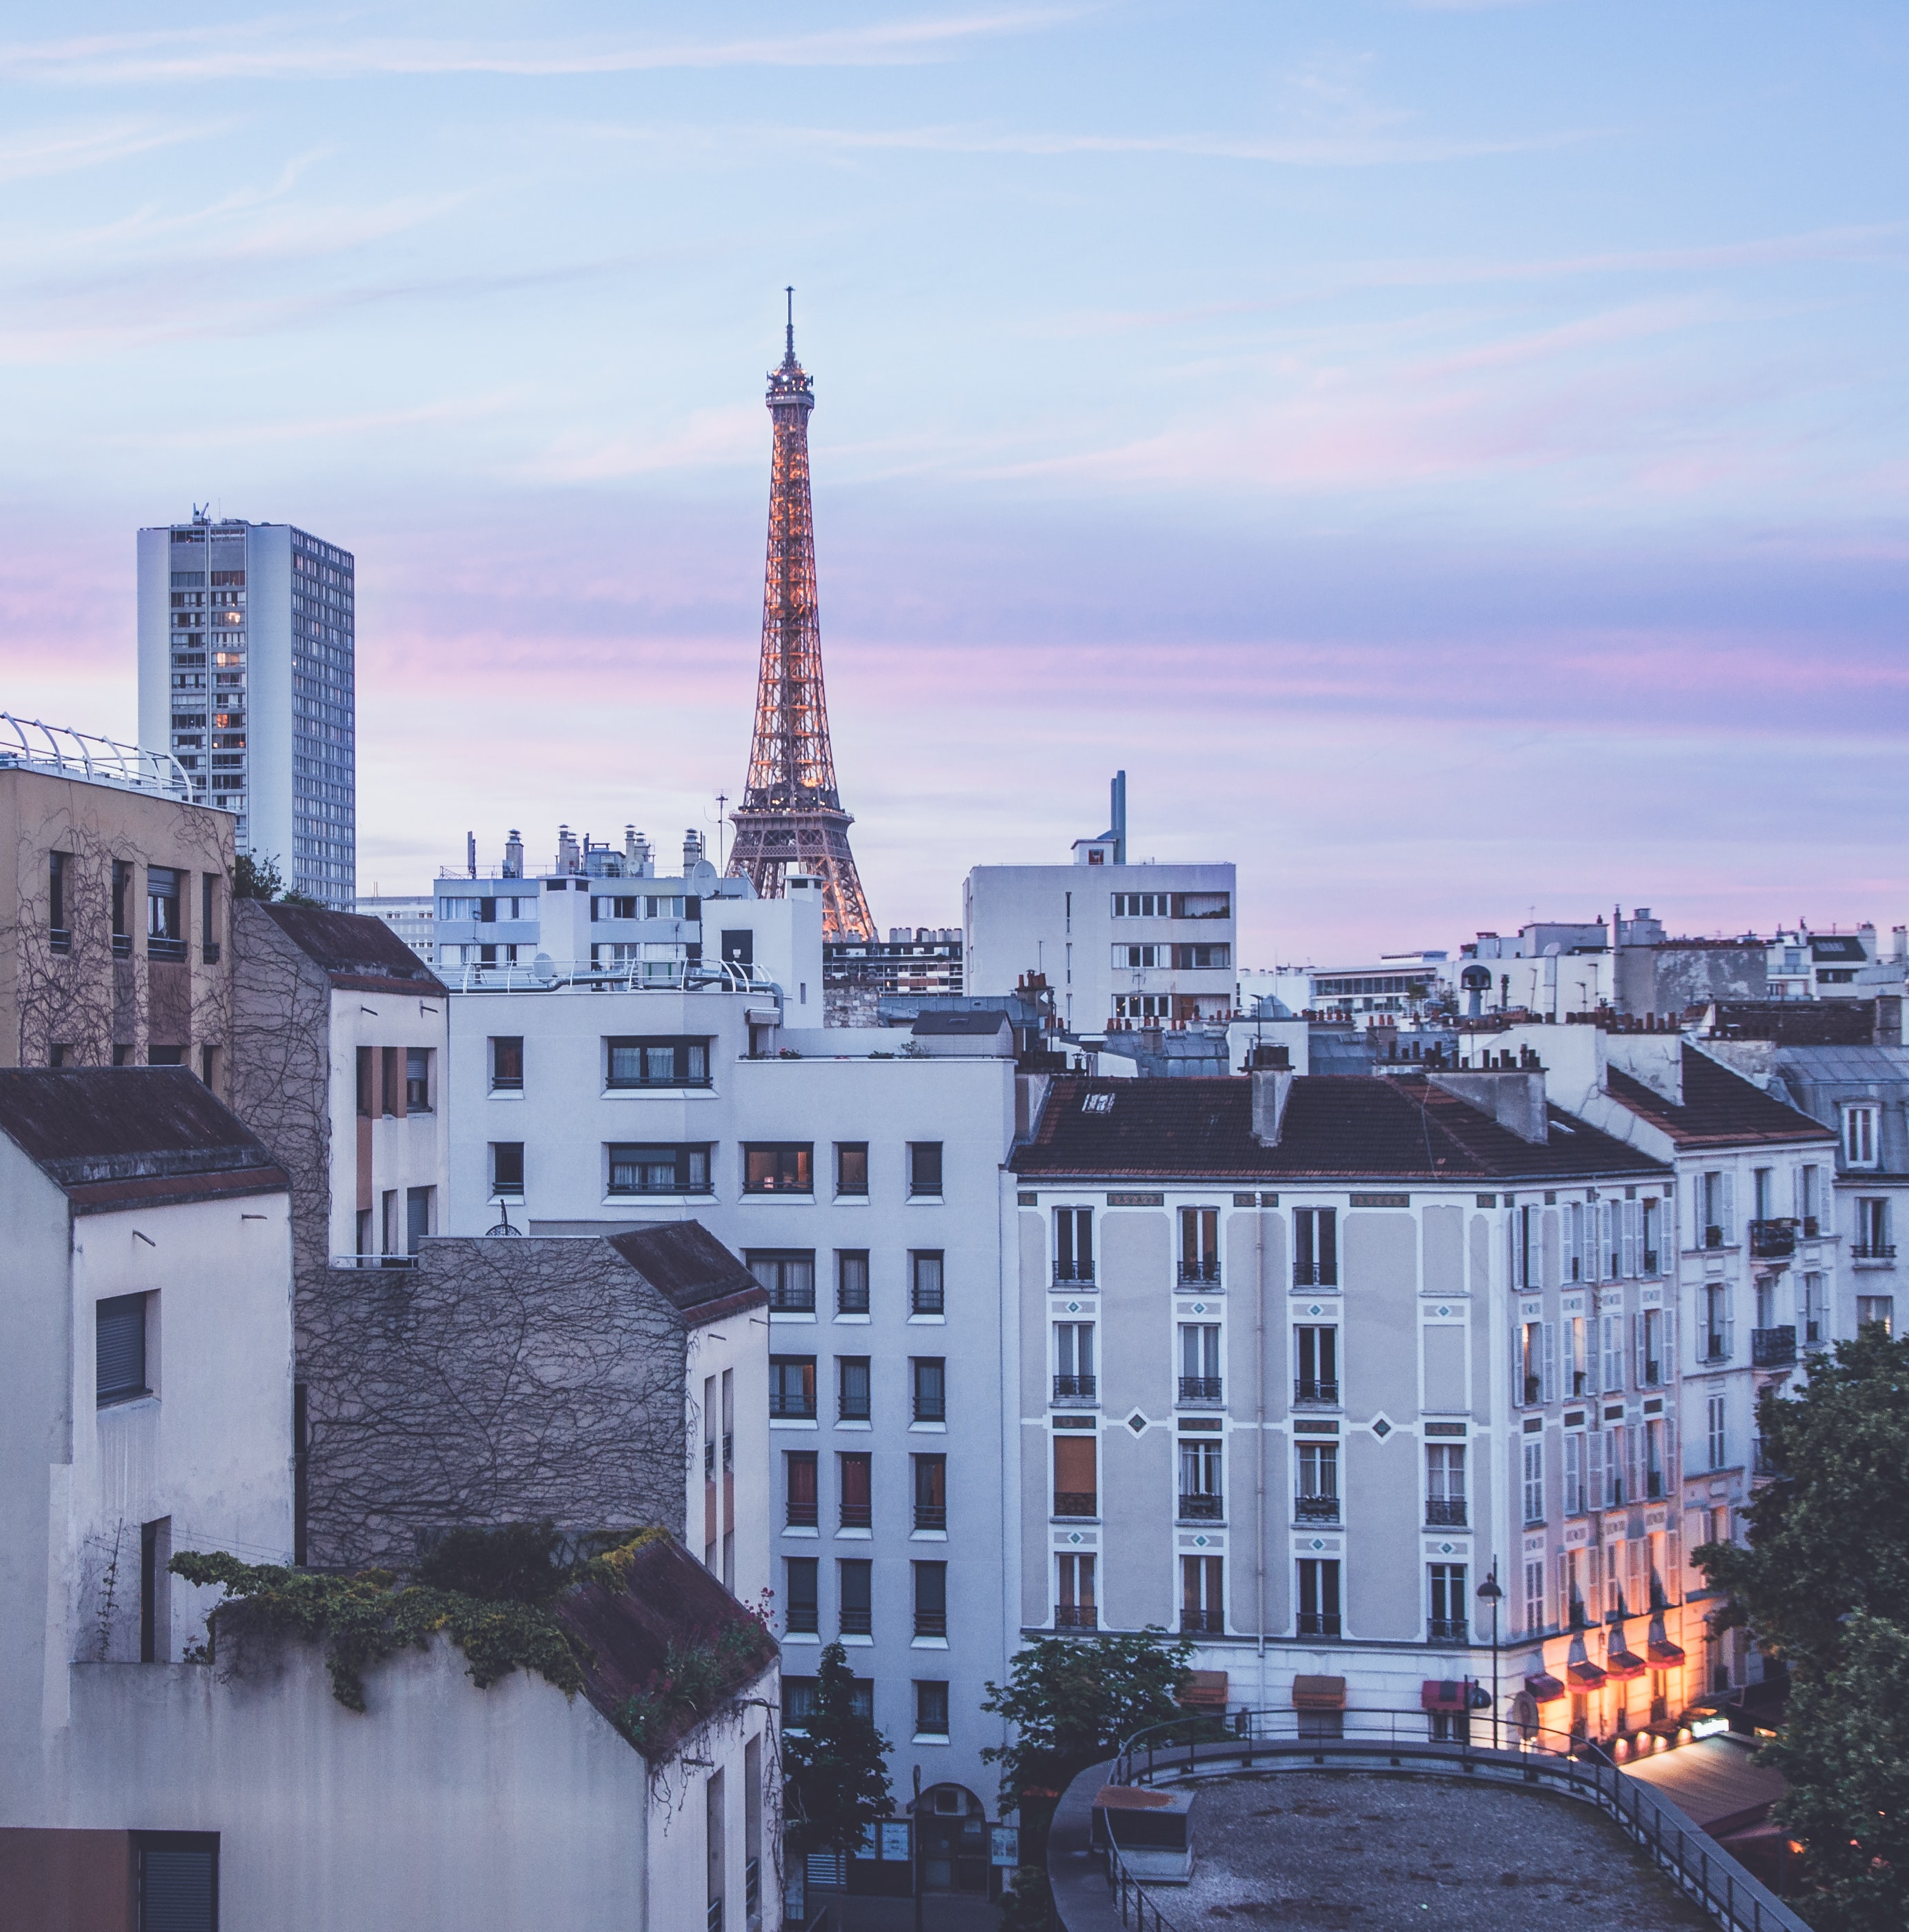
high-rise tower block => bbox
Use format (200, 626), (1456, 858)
(727, 295), (876, 941)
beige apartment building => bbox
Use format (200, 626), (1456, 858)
(1, 728), (234, 1094)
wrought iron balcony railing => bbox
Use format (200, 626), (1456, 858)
(1752, 1325), (1797, 1368)
(1749, 1217), (1798, 1259)
(1052, 1374), (1097, 1402)
(1294, 1378), (1340, 1405)
(1178, 1376), (1223, 1404)
(1424, 1497), (1468, 1528)
(1052, 1491), (1097, 1519)
(1295, 1494), (1340, 1523)
(1178, 1493), (1224, 1522)
(1054, 1604), (1098, 1630)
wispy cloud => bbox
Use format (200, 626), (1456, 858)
(0, 10), (1078, 84)
(517, 407), (765, 483)
(0, 117), (217, 182)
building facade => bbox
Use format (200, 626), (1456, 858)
(137, 514), (356, 909)
(357, 893), (434, 962)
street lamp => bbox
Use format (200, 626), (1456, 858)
(1477, 1568), (1504, 1751)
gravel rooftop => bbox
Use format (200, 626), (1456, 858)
(1162, 1771), (1714, 1931)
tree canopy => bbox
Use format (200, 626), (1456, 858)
(781, 1641), (892, 1858)
(1697, 1323), (1909, 1931)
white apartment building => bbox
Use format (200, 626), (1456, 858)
(357, 893), (434, 962)
(439, 979), (1019, 1882)
(964, 779), (1236, 1035)
(137, 514), (356, 909)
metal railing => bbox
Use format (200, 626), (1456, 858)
(1751, 1326), (1797, 1368)
(0, 712), (195, 801)
(1055, 1604), (1099, 1629)
(1425, 1497), (1468, 1528)
(1054, 1374), (1098, 1402)
(1177, 1495), (1223, 1522)
(1294, 1494), (1340, 1523)
(1053, 1492), (1097, 1519)
(1177, 1376), (1222, 1404)
(330, 1254), (419, 1271)
(1292, 1263), (1337, 1286)
(1851, 1244), (1897, 1262)
(1076, 1707), (1810, 1932)
(1294, 1378), (1339, 1405)
(1748, 1219), (1798, 1259)
(1177, 1262), (1221, 1286)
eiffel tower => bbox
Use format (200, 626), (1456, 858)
(726, 292), (877, 942)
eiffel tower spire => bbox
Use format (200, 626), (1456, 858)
(727, 291), (877, 941)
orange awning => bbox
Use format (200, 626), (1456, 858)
(1292, 1675), (1346, 1711)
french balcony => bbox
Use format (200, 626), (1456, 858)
(1178, 1376), (1223, 1405)
(839, 1502), (872, 1531)
(913, 1504), (946, 1532)
(1295, 1494), (1340, 1524)
(1753, 1440), (1783, 1477)
(1292, 1263), (1338, 1288)
(147, 937), (188, 964)
(1752, 1326), (1797, 1369)
(1427, 1617), (1468, 1644)
(1852, 1244), (1897, 1265)
(1053, 1264), (1097, 1288)
(1181, 1609), (1225, 1635)
(786, 1500), (818, 1528)
(1178, 1493), (1224, 1522)
(1801, 1217), (1821, 1239)
(1054, 1604), (1098, 1631)
(1297, 1611), (1341, 1639)
(1699, 1333), (1732, 1366)
(1294, 1378), (1340, 1406)
(1053, 1491), (1097, 1519)
(1052, 1374), (1098, 1403)
(1179, 1261), (1222, 1287)
(1749, 1218), (1799, 1259)
(1703, 1226), (1726, 1250)
(1424, 1497), (1468, 1528)
(1641, 1248), (1661, 1275)
(839, 1606), (872, 1637)
(914, 1609), (947, 1638)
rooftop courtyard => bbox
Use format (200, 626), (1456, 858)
(1167, 1772), (1714, 1931)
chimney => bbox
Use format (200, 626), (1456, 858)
(1427, 1070), (1550, 1144)
(556, 824), (579, 873)
(683, 828), (704, 876)
(1110, 770), (1127, 866)
(503, 829), (523, 879)
(1250, 1067), (1295, 1146)
(466, 830), (477, 879)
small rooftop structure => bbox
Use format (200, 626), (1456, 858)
(1091, 1785), (1195, 1885)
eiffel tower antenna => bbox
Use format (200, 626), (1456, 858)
(727, 291), (877, 940)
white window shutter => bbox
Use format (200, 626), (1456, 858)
(1633, 1312), (1646, 1388)
(1664, 1302), (1677, 1374)
(1560, 1206), (1575, 1283)
(1542, 1320), (1557, 1403)
(1721, 1170), (1736, 1244)
(1665, 1414), (1679, 1491)
(1623, 1202), (1639, 1279)
(1626, 1426), (1642, 1509)
(1588, 1428), (1605, 1509)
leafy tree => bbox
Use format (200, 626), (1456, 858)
(782, 1641), (892, 1857)
(232, 853), (322, 906)
(1697, 1323), (1909, 1931)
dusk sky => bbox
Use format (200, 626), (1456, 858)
(2, 2), (1903, 964)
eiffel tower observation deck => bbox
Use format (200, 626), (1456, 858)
(726, 292), (877, 942)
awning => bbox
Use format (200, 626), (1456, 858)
(1605, 1647), (1648, 1680)
(1525, 1673), (1567, 1702)
(1421, 1680), (1470, 1713)
(1177, 1671), (1228, 1711)
(1567, 1660), (1608, 1688)
(1292, 1675), (1346, 1711)
(1647, 1637), (1687, 1664)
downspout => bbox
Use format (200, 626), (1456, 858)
(1255, 1199), (1267, 1711)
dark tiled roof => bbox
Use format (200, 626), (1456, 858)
(912, 1010), (1011, 1036)
(1708, 1002), (1877, 1046)
(1607, 1046), (1834, 1147)
(553, 1533), (775, 1761)
(1012, 1074), (1666, 1183)
(608, 1222), (766, 1326)
(0, 1068), (288, 1210)
(254, 902), (446, 993)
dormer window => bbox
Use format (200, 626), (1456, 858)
(1843, 1104), (1880, 1170)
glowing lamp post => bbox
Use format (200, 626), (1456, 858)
(1477, 1568), (1504, 1751)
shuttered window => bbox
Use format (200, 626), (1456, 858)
(97, 1293), (149, 1405)
(137, 1833), (217, 1931)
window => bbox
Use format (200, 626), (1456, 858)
(1639, 1308), (1665, 1387)
(1565, 1314), (1588, 1395)
(148, 1046), (186, 1068)
(1521, 1439), (1544, 1524)
(1645, 1419), (1666, 1500)
(1706, 1394), (1728, 1471)
(750, 1251), (817, 1313)
(837, 1357), (871, 1422)
(744, 1144), (812, 1194)
(1178, 1437), (1223, 1520)
(489, 1036), (523, 1091)
(1523, 1558), (1546, 1636)
(910, 1251), (945, 1316)
(1857, 1197), (1892, 1258)
(1858, 1295), (1895, 1336)
(1056, 1552), (1096, 1629)
(406, 1187), (432, 1256)
(490, 1142), (525, 1197)
(912, 1357), (946, 1423)
(1803, 1271), (1825, 1345)
(1179, 1206), (1219, 1285)
(607, 1036), (710, 1088)
(48, 850), (70, 948)
(1517, 1319), (1543, 1406)
(1115, 993), (1170, 1020)
(1181, 1554), (1223, 1634)
(1295, 1325), (1339, 1403)
(786, 1453), (818, 1526)
(914, 1680), (950, 1737)
(135, 1835), (217, 1932)
(770, 1357), (817, 1420)
(1753, 1168), (1774, 1222)
(1702, 1171), (1734, 1246)
(1428, 1562), (1468, 1642)
(1799, 1165), (1821, 1235)
(786, 1558), (819, 1633)
(1641, 1198), (1662, 1273)
(380, 1045), (401, 1117)
(908, 1142), (943, 1198)
(1170, 942), (1230, 970)
(913, 1454), (946, 1531)
(356, 1045), (374, 1117)
(836, 1250), (870, 1315)
(1297, 1557), (1341, 1637)
(1053, 1322), (1096, 1401)
(1054, 1206), (1094, 1284)
(1172, 891), (1230, 919)
(609, 1144), (711, 1195)
(1053, 1433), (1097, 1517)
(1111, 892), (1170, 917)
(834, 1142), (868, 1196)
(913, 1560), (947, 1637)
(839, 1453), (872, 1529)
(1294, 1208), (1337, 1286)
(1426, 1444), (1467, 1526)
(839, 1560), (872, 1635)
(142, 864), (183, 960)
(1701, 1282), (1732, 1363)
(1296, 1440), (1339, 1521)
(1512, 1204), (1537, 1289)
(1112, 943), (1164, 969)
(1601, 1313), (1624, 1393)
(111, 859), (132, 954)
(405, 1048), (432, 1113)
(1179, 1324), (1221, 1402)
(97, 1293), (149, 1405)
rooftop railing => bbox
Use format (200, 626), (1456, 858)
(1, 713), (196, 804)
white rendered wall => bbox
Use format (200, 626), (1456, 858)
(328, 985), (451, 1259)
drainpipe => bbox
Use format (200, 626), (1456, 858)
(1255, 1198), (1268, 1713)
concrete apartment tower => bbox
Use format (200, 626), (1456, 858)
(138, 512), (357, 910)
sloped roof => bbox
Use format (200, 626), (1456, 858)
(608, 1222), (766, 1326)
(1012, 1074), (1665, 1183)
(0, 1067), (288, 1211)
(912, 1010), (1012, 1036)
(253, 901), (446, 995)
(1606, 1046), (1833, 1148)
(554, 1533), (776, 1762)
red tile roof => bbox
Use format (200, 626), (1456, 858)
(1606, 1046), (1835, 1148)
(1012, 1074), (1667, 1183)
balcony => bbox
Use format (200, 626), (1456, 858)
(1178, 1493), (1224, 1522)
(1753, 1439), (1783, 1476)
(840, 1501), (872, 1531)
(1703, 1226), (1726, 1250)
(1802, 1217), (1821, 1239)
(1179, 1262), (1222, 1288)
(1523, 1374), (1542, 1405)
(1054, 1604), (1099, 1630)
(50, 927), (70, 955)
(1053, 1491), (1097, 1519)
(112, 934), (132, 959)
(331, 1254), (419, 1271)
(1295, 1378), (1340, 1406)
(770, 1395), (817, 1421)
(1053, 1264), (1096, 1288)
(1178, 1376), (1223, 1405)
(1749, 1218), (1798, 1260)
(839, 1606), (872, 1637)
(1052, 1374), (1098, 1403)
(1181, 1609), (1225, 1635)
(1424, 1497), (1468, 1528)
(786, 1499), (817, 1528)
(913, 1503), (946, 1533)
(1297, 1611), (1341, 1638)
(1292, 1263), (1338, 1288)
(1427, 1617), (1468, 1644)
(1852, 1244), (1897, 1264)
(1752, 1325), (1797, 1368)
(1295, 1494), (1340, 1524)
(914, 1608), (947, 1638)
(147, 937), (188, 964)
(1641, 1248), (1661, 1275)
